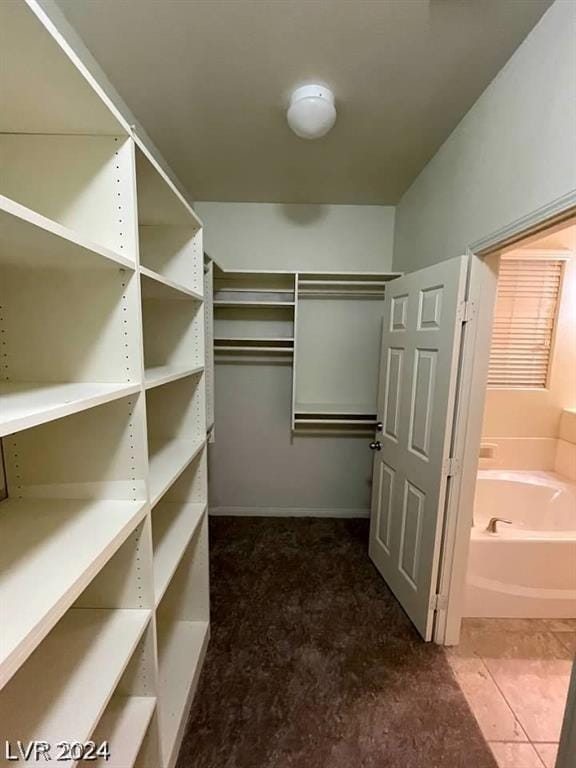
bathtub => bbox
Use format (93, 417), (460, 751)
(464, 470), (576, 618)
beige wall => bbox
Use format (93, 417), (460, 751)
(197, 202), (395, 272)
(393, 0), (576, 274)
(201, 202), (394, 514)
(483, 252), (576, 439)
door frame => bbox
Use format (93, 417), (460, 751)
(432, 190), (576, 647)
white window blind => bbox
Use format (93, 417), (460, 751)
(488, 258), (564, 388)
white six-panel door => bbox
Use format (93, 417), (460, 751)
(369, 256), (468, 641)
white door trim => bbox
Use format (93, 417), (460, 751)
(433, 193), (576, 646)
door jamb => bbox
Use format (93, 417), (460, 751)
(432, 191), (576, 647)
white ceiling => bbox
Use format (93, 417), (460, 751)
(56, 0), (552, 204)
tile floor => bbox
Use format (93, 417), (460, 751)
(446, 618), (576, 768)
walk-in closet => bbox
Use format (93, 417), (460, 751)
(1, 2), (575, 767)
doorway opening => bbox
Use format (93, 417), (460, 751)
(445, 218), (576, 767)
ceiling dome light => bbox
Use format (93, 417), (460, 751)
(287, 84), (336, 140)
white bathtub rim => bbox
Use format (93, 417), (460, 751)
(471, 528), (576, 541)
(477, 468), (576, 491)
(469, 574), (576, 601)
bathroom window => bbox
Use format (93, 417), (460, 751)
(487, 258), (564, 388)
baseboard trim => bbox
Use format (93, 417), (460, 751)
(209, 506), (370, 519)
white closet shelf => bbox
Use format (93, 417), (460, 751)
(144, 364), (204, 391)
(294, 419), (376, 427)
(214, 337), (294, 343)
(135, 144), (203, 230)
(153, 502), (206, 606)
(0, 609), (151, 759)
(140, 266), (204, 301)
(298, 280), (389, 286)
(215, 347), (293, 354)
(0, 498), (148, 689)
(0, 381), (141, 438)
(214, 268), (296, 276)
(298, 271), (402, 280)
(213, 287), (294, 294)
(213, 301), (295, 308)
(158, 620), (209, 766)
(0, 196), (135, 271)
(148, 437), (206, 507)
(91, 695), (156, 768)
(295, 402), (377, 417)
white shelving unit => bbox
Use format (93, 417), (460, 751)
(293, 271), (400, 432)
(0, 3), (210, 766)
(211, 267), (399, 431)
(0, 497), (148, 688)
(213, 268), (296, 359)
(204, 255), (215, 434)
(92, 696), (157, 768)
(0, 608), (151, 764)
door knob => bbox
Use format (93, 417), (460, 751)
(369, 441), (382, 451)
(376, 422), (383, 432)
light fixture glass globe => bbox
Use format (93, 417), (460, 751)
(287, 84), (336, 140)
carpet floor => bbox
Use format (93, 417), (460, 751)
(176, 517), (497, 768)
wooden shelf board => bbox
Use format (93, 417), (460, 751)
(148, 437), (206, 507)
(0, 609), (151, 753)
(158, 620), (209, 766)
(0, 381), (141, 438)
(144, 364), (204, 391)
(153, 502), (206, 606)
(140, 266), (203, 301)
(91, 696), (156, 768)
(0, 498), (147, 689)
(0, 196), (135, 271)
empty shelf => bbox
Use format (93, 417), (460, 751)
(144, 364), (204, 390)
(158, 620), (209, 766)
(214, 287), (294, 293)
(0, 381), (141, 437)
(0, 196), (136, 271)
(214, 337), (294, 343)
(0, 609), (151, 762)
(0, 498), (147, 689)
(140, 265), (203, 301)
(298, 271), (402, 281)
(215, 346), (293, 354)
(295, 402), (376, 417)
(153, 502), (206, 605)
(295, 418), (376, 425)
(148, 437), (206, 507)
(213, 301), (295, 308)
(91, 696), (156, 768)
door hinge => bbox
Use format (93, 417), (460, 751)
(431, 592), (448, 612)
(443, 456), (460, 477)
(458, 300), (475, 323)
